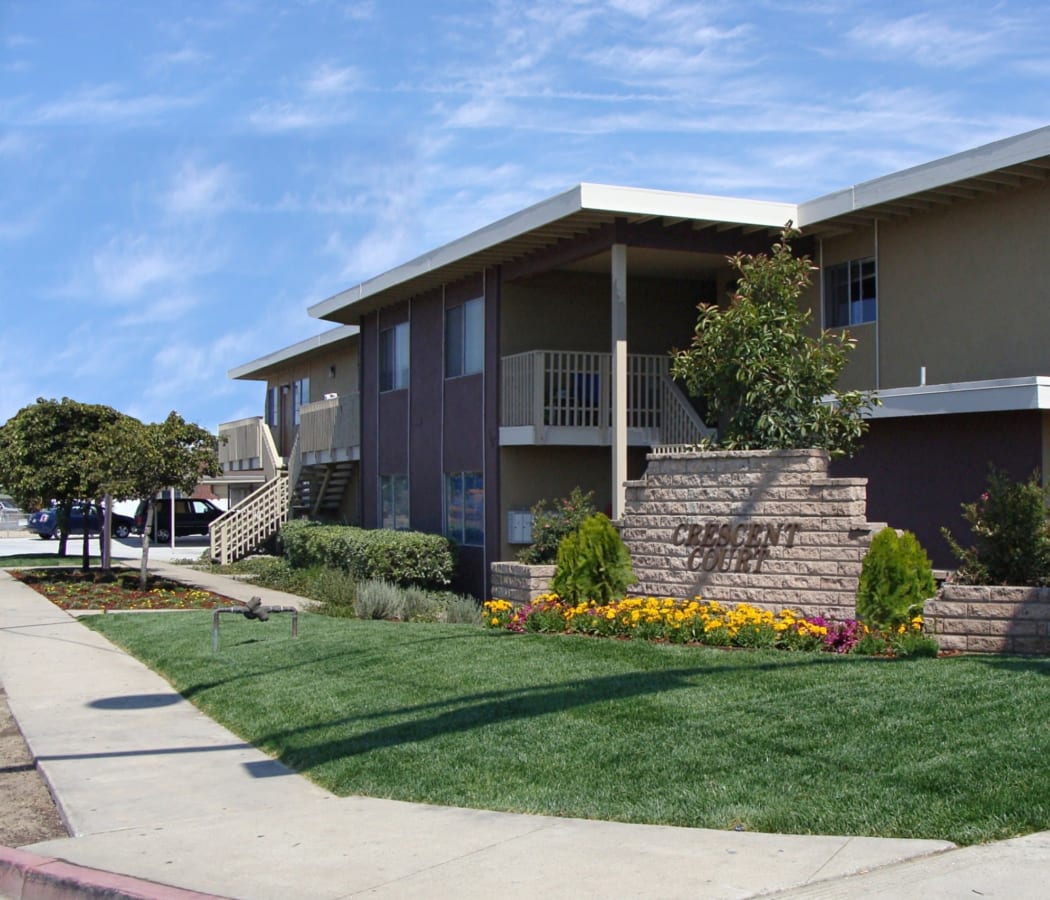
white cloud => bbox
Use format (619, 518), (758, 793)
(115, 293), (201, 326)
(304, 63), (361, 96)
(90, 234), (222, 302)
(247, 101), (354, 132)
(162, 160), (240, 216)
(32, 84), (198, 125)
(847, 12), (1019, 69)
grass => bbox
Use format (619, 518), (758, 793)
(0, 554), (104, 568)
(83, 610), (1050, 845)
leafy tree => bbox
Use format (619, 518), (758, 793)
(0, 398), (127, 565)
(96, 412), (220, 589)
(856, 528), (936, 629)
(670, 226), (875, 458)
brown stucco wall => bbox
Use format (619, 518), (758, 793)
(831, 410), (1043, 569)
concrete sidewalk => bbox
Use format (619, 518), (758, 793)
(0, 563), (1043, 898)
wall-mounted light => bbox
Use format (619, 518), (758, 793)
(329, 365), (336, 378)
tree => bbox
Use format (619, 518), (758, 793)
(670, 226), (876, 458)
(97, 412), (220, 589)
(0, 398), (127, 565)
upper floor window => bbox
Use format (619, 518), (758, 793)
(265, 386), (279, 427)
(380, 322), (410, 391)
(292, 377), (310, 425)
(824, 258), (876, 328)
(445, 297), (484, 378)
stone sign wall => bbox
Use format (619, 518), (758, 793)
(620, 449), (883, 620)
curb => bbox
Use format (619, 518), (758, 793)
(0, 846), (232, 900)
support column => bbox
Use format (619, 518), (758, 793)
(611, 243), (627, 521)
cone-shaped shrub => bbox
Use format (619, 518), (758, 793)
(551, 513), (637, 604)
(856, 527), (936, 629)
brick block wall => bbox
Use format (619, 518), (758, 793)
(925, 585), (1050, 654)
(621, 449), (881, 620)
(490, 562), (556, 604)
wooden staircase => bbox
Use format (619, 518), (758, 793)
(292, 461), (355, 517)
(209, 473), (290, 566)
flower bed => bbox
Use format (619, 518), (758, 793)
(11, 568), (232, 611)
(484, 595), (932, 656)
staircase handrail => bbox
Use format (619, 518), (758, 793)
(209, 473), (290, 566)
(657, 374), (716, 447)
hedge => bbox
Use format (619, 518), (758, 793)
(278, 520), (454, 588)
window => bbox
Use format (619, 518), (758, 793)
(445, 471), (484, 546)
(265, 386), (279, 427)
(380, 474), (409, 530)
(292, 377), (310, 425)
(445, 297), (484, 378)
(380, 322), (409, 391)
(824, 258), (876, 327)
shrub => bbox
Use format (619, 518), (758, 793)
(942, 468), (1050, 586)
(402, 587), (440, 622)
(279, 521), (454, 588)
(550, 513), (637, 604)
(516, 487), (597, 564)
(354, 580), (407, 620)
(311, 568), (358, 617)
(856, 528), (936, 630)
(440, 595), (482, 625)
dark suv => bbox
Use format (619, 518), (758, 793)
(134, 498), (224, 541)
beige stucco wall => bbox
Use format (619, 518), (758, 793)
(500, 271), (713, 358)
(815, 180), (1050, 391)
(264, 342), (359, 402)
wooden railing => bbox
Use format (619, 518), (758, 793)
(209, 473), (290, 566)
(298, 394), (360, 457)
(500, 350), (713, 445)
(218, 416), (283, 481)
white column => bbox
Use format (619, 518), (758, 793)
(611, 243), (627, 521)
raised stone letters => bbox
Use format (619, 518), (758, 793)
(672, 520), (802, 574)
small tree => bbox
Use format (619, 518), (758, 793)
(670, 226), (875, 458)
(98, 412), (220, 589)
(516, 487), (597, 564)
(942, 467), (1050, 586)
(0, 398), (126, 566)
(551, 513), (636, 604)
(856, 528), (936, 630)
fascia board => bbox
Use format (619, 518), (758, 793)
(308, 185), (588, 321)
(228, 324), (360, 380)
(799, 125), (1050, 225)
(855, 376), (1050, 419)
(309, 184), (798, 321)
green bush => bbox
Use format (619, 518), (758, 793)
(551, 513), (637, 604)
(279, 521), (454, 588)
(440, 595), (482, 625)
(856, 528), (936, 630)
(942, 468), (1050, 586)
(311, 567), (358, 617)
(516, 487), (597, 564)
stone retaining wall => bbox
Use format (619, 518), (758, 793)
(620, 449), (882, 620)
(925, 585), (1050, 654)
(490, 562), (556, 604)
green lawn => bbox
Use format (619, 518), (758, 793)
(0, 553), (103, 567)
(84, 612), (1050, 845)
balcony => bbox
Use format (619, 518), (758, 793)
(499, 350), (712, 447)
(296, 394), (361, 466)
(217, 416), (282, 482)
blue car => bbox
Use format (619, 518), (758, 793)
(26, 503), (136, 540)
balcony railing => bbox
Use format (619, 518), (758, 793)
(218, 416), (283, 482)
(500, 350), (712, 446)
(298, 393), (361, 464)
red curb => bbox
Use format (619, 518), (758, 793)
(0, 846), (231, 900)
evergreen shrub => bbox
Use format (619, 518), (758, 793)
(856, 527), (936, 630)
(279, 520), (454, 587)
(942, 467), (1050, 586)
(550, 513), (637, 604)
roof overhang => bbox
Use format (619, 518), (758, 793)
(228, 324), (359, 381)
(309, 183), (796, 324)
(862, 376), (1050, 419)
(799, 125), (1050, 235)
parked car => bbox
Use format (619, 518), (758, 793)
(134, 498), (224, 541)
(26, 503), (137, 540)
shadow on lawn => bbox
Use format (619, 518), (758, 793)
(260, 652), (851, 773)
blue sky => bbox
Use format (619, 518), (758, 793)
(2, 0), (1048, 433)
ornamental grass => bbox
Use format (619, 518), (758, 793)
(484, 596), (929, 656)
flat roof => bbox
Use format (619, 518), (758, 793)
(228, 324), (359, 381)
(306, 126), (1050, 325)
(862, 376), (1050, 419)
